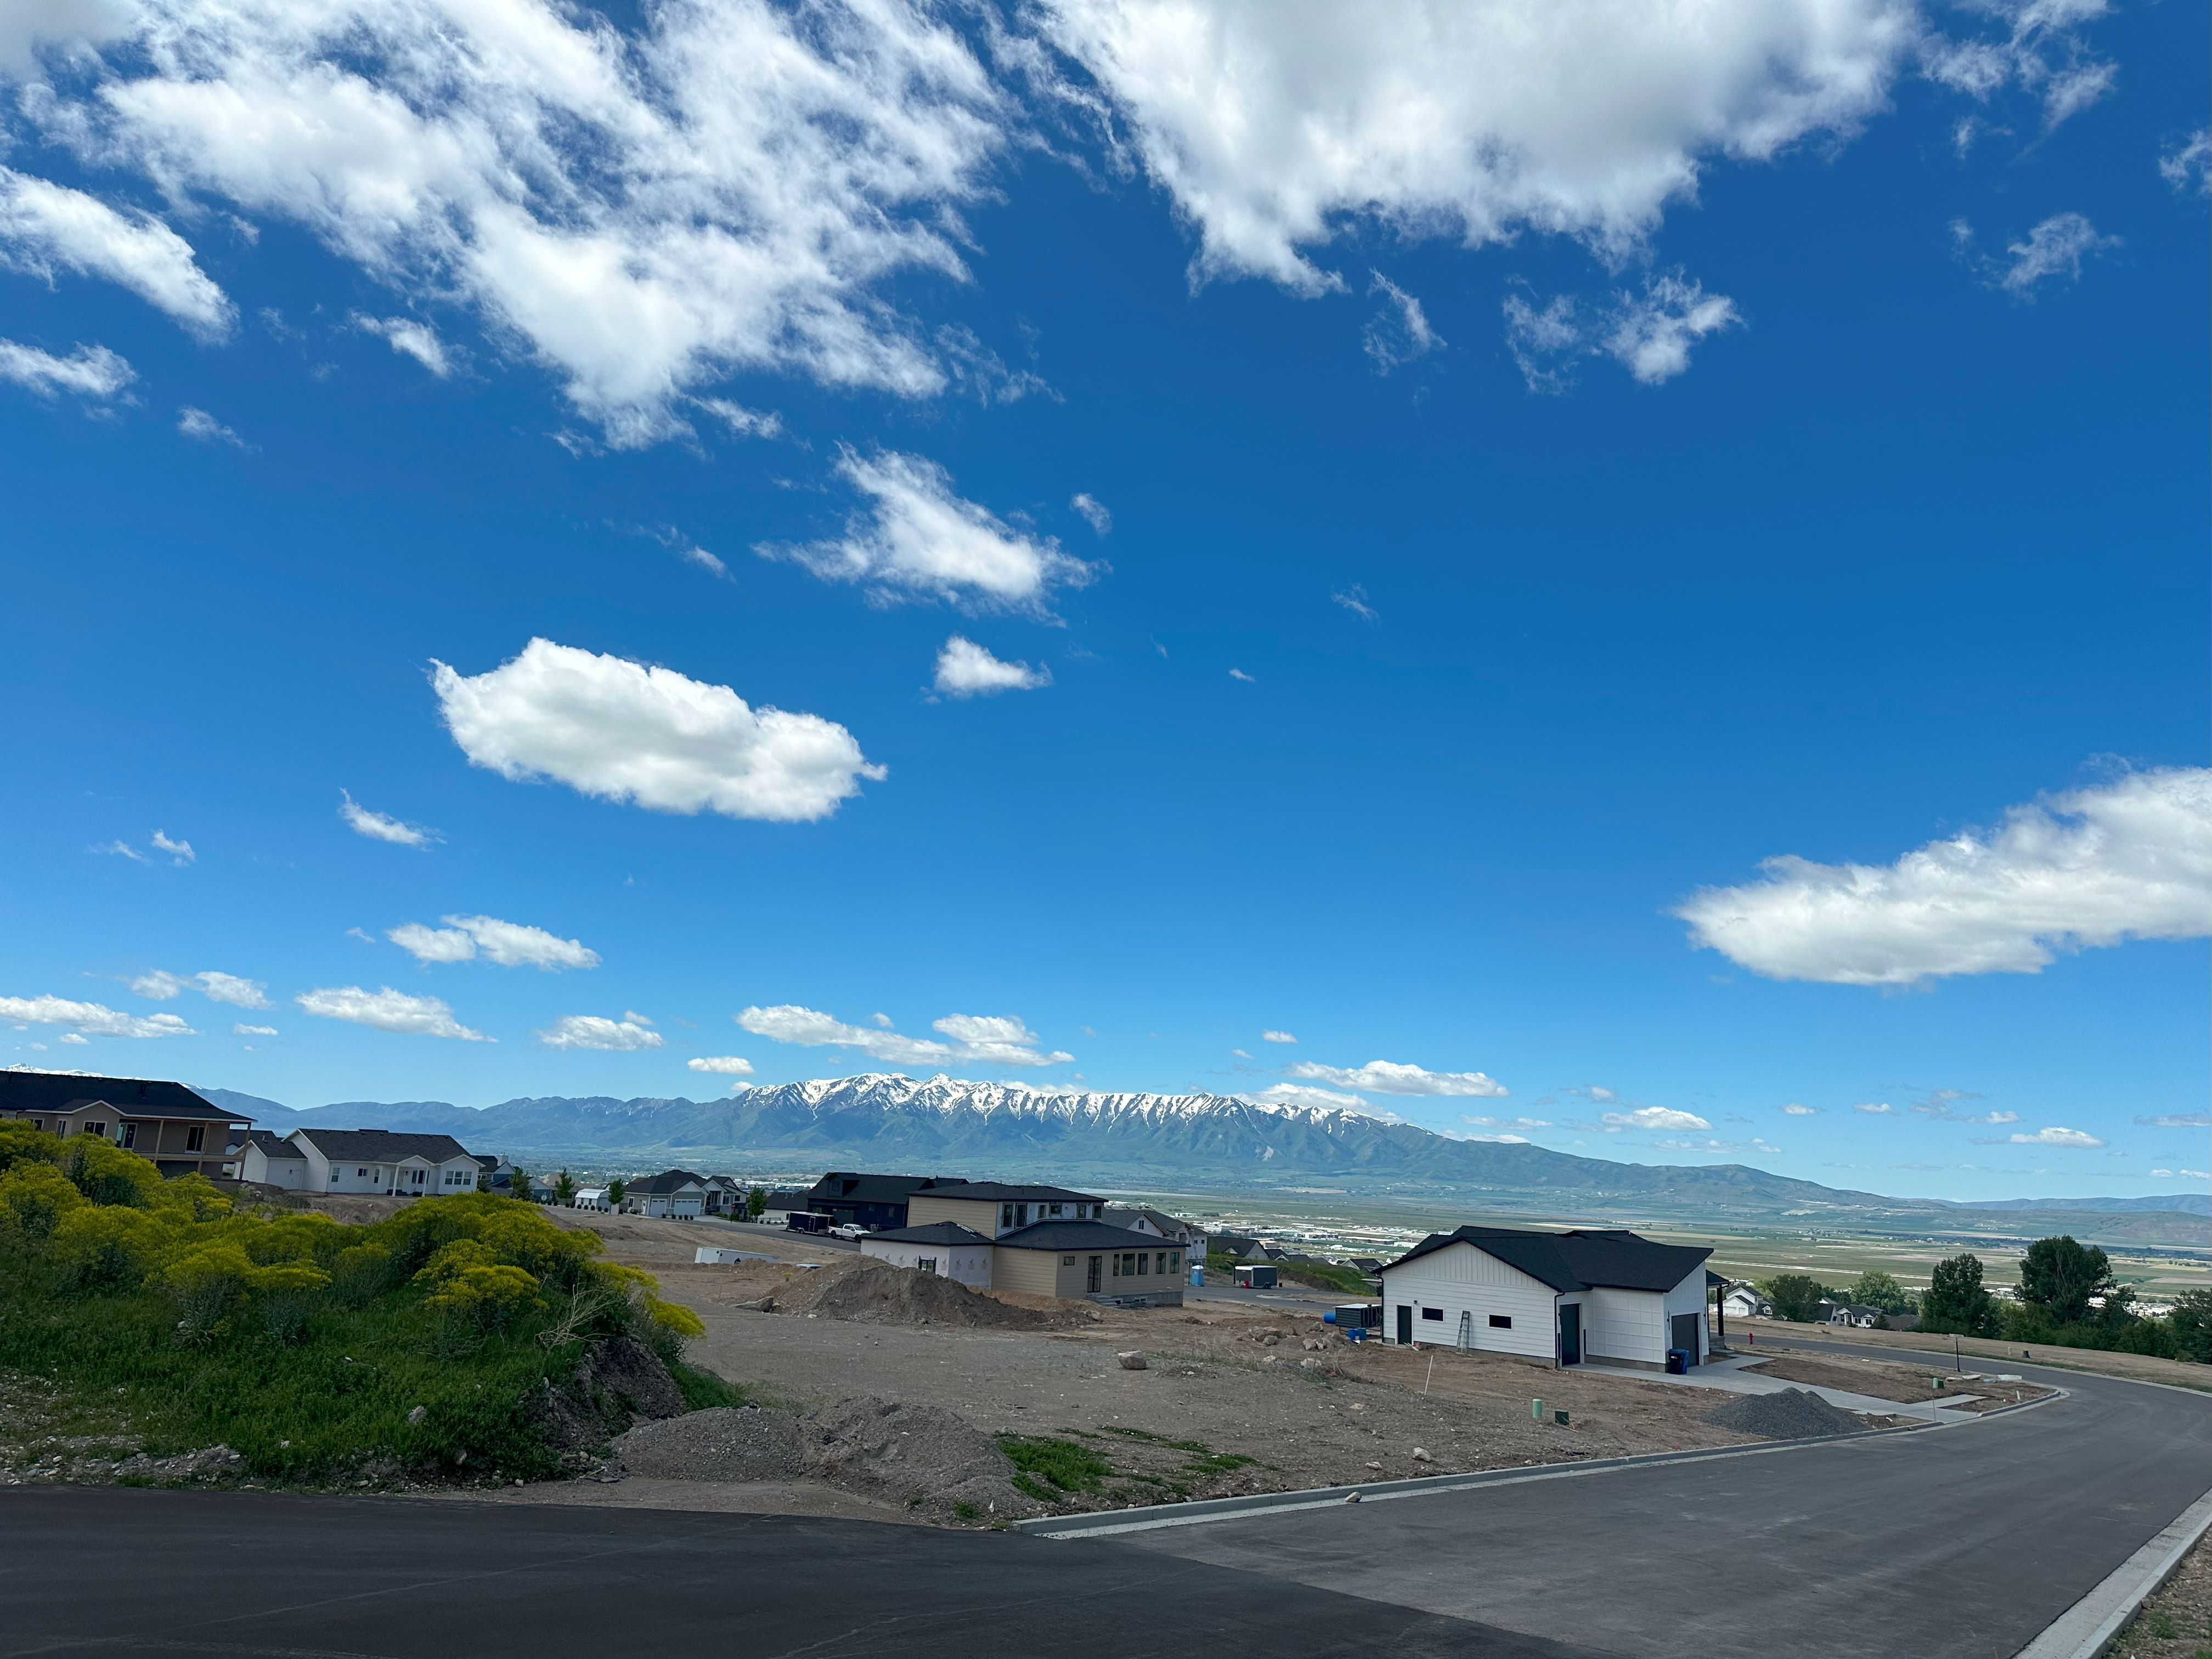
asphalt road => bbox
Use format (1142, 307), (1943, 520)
(0, 1487), (1618, 1659)
(1088, 1338), (2211, 1659)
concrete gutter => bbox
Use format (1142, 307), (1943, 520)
(2011, 1487), (2212, 1659)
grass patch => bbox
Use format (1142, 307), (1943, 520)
(669, 1362), (748, 1411)
(996, 1434), (1112, 1498)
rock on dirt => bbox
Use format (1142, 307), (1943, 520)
(610, 1396), (1034, 1522)
(1701, 1387), (1868, 1440)
(773, 1261), (1064, 1331)
(1116, 1352), (1148, 1370)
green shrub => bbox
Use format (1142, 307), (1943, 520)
(996, 1434), (1111, 1496)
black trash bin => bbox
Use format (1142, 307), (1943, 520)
(1665, 1347), (1690, 1375)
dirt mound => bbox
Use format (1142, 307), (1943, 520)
(530, 1336), (689, 1458)
(613, 1407), (806, 1481)
(775, 1260), (1064, 1330)
(607, 1395), (1034, 1522)
(1702, 1386), (1869, 1440)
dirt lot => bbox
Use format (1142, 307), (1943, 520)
(1745, 1354), (1962, 1403)
(1733, 1316), (2210, 1391)
(2110, 1528), (2212, 1659)
(512, 1213), (1778, 1521)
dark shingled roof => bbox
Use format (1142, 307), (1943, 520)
(913, 1180), (1101, 1204)
(244, 1129), (307, 1159)
(993, 1220), (1179, 1252)
(1381, 1226), (1711, 1294)
(0, 1071), (243, 1122)
(864, 1222), (994, 1246)
(808, 1171), (934, 1204)
(624, 1169), (707, 1195)
(292, 1128), (473, 1163)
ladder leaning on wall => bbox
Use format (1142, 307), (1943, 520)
(1455, 1310), (1473, 1353)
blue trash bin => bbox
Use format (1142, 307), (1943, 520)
(1666, 1347), (1689, 1375)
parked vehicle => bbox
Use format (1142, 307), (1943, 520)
(785, 1211), (833, 1234)
(830, 1222), (868, 1240)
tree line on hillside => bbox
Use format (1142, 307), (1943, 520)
(0, 1121), (728, 1486)
(1756, 1238), (2211, 1363)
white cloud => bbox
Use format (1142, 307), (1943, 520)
(432, 637), (883, 823)
(538, 1013), (662, 1051)
(0, 994), (195, 1039)
(233, 1023), (278, 1036)
(1453, 1131), (1532, 1144)
(1228, 668), (1255, 682)
(1996, 212), (2117, 294)
(1261, 1029), (1297, 1044)
(1285, 1059), (1508, 1098)
(129, 969), (269, 1009)
(1853, 1101), (1895, 1115)
(295, 985), (488, 1041)
(8, 0), (1011, 443)
(1504, 272), (1739, 390)
(1331, 585), (1378, 623)
(95, 839), (149, 864)
(736, 1004), (1071, 1067)
(1070, 492), (1112, 535)
(1463, 1114), (1554, 1130)
(177, 406), (245, 446)
(1781, 1102), (1820, 1115)
(766, 449), (1098, 613)
(0, 165), (232, 336)
(354, 313), (452, 376)
(678, 543), (729, 579)
(2151, 1169), (2211, 1181)
(2159, 131), (2210, 198)
(1243, 1082), (1365, 1112)
(2001, 1126), (2106, 1148)
(1600, 1105), (1711, 1132)
(1035, 0), (1908, 295)
(1920, 1), (2116, 132)
(1675, 767), (2212, 985)
(934, 635), (1050, 697)
(339, 791), (438, 848)
(688, 1054), (755, 1075)
(1363, 272), (1441, 373)
(387, 913), (598, 971)
(2138, 1112), (2211, 1129)
(1908, 1089), (2017, 1126)
(1229, 1047), (1251, 1058)
(0, 338), (134, 400)
(150, 831), (195, 864)
(695, 399), (783, 440)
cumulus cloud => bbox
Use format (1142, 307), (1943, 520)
(1675, 767), (2211, 985)
(129, 969), (269, 1009)
(1284, 1059), (1508, 1098)
(1504, 272), (1739, 390)
(736, 1004), (1071, 1067)
(0, 166), (232, 335)
(1363, 272), (1441, 372)
(0, 994), (194, 1038)
(1261, 1030), (1297, 1044)
(1781, 1102), (1820, 1115)
(388, 913), (598, 971)
(1034, 0), (1910, 294)
(765, 449), (1098, 613)
(339, 791), (438, 848)
(151, 831), (194, 864)
(177, 406), (245, 446)
(1981, 1125), (2106, 1148)
(295, 985), (488, 1041)
(3, 0), (1012, 442)
(538, 1013), (661, 1051)
(1241, 1082), (1363, 1112)
(353, 313), (452, 376)
(233, 1023), (278, 1036)
(2138, 1111), (2211, 1129)
(688, 1055), (755, 1075)
(934, 636), (1049, 698)
(1601, 1105), (1711, 1132)
(432, 637), (883, 823)
(2159, 131), (2210, 198)
(1853, 1101), (1895, 1115)
(0, 338), (134, 400)
(1070, 492), (1112, 535)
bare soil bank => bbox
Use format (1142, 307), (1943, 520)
(1732, 1316), (2208, 1390)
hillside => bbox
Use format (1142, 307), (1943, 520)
(199, 1075), (2208, 1240)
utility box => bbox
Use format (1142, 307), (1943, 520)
(1234, 1264), (1278, 1289)
(1324, 1304), (1380, 1330)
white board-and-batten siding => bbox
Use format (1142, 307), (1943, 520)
(1580, 1266), (1709, 1367)
(1381, 1243), (1558, 1362)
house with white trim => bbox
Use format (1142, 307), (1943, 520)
(1376, 1225), (1712, 1370)
(860, 1221), (998, 1289)
(236, 1129), (312, 1189)
(620, 1170), (707, 1219)
(287, 1128), (484, 1198)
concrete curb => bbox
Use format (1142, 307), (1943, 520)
(2011, 1487), (2212, 1659)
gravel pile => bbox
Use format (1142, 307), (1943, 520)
(608, 1395), (1034, 1522)
(776, 1261), (1064, 1331)
(1701, 1387), (1868, 1440)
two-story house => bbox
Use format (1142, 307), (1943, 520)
(0, 1070), (251, 1180)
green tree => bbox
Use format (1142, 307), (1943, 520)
(744, 1184), (765, 1221)
(1760, 1273), (1831, 1323)
(2169, 1289), (2212, 1365)
(509, 1168), (533, 1204)
(1921, 1252), (1999, 1337)
(552, 1170), (577, 1207)
(1849, 1270), (1911, 1314)
(2017, 1235), (2113, 1327)
(605, 1177), (627, 1209)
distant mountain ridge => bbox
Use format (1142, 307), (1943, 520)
(195, 1075), (2210, 1222)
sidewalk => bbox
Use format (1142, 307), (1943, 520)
(1576, 1354), (1988, 1423)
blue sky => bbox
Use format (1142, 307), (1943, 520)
(2, 0), (2205, 1200)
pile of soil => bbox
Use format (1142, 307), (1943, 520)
(1701, 1387), (1869, 1440)
(530, 1336), (689, 1458)
(608, 1396), (1034, 1522)
(773, 1261), (1064, 1331)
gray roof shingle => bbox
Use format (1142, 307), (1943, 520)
(993, 1220), (1180, 1253)
(865, 1222), (994, 1246)
(293, 1128), (473, 1163)
(1383, 1226), (1711, 1294)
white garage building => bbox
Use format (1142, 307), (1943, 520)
(1377, 1225), (1713, 1370)
(860, 1221), (998, 1289)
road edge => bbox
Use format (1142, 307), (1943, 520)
(2011, 1486), (2212, 1659)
